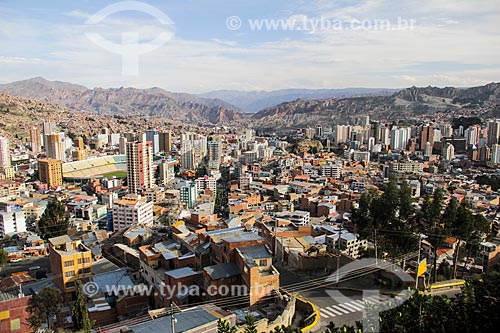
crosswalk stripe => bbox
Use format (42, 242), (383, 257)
(326, 306), (345, 316)
(366, 296), (381, 303)
(335, 304), (352, 314)
(337, 303), (358, 312)
(352, 300), (365, 306)
(345, 301), (365, 311)
(320, 308), (337, 318)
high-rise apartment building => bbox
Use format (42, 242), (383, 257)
(45, 132), (66, 161)
(390, 127), (411, 150)
(334, 125), (351, 144)
(145, 129), (160, 154)
(195, 175), (217, 194)
(126, 141), (153, 194)
(0, 136), (10, 169)
(158, 158), (176, 185)
(420, 125), (434, 150)
(424, 142), (433, 157)
(159, 131), (172, 153)
(305, 127), (315, 139)
(38, 158), (63, 189)
(74, 137), (85, 150)
(487, 120), (500, 147)
(442, 143), (455, 161)
(316, 124), (323, 138)
(112, 194), (154, 231)
(119, 136), (128, 155)
(180, 181), (197, 209)
(42, 121), (57, 149)
(30, 127), (42, 153)
(491, 144), (500, 164)
(465, 125), (481, 147)
(207, 140), (223, 170)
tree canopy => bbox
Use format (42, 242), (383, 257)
(26, 286), (63, 330)
(72, 281), (93, 332)
(38, 199), (69, 240)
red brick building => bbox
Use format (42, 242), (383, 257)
(0, 292), (31, 333)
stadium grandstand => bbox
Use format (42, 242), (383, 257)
(62, 155), (127, 181)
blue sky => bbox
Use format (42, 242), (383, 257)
(0, 0), (499, 93)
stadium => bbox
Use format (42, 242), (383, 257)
(62, 155), (127, 181)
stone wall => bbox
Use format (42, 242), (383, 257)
(235, 296), (296, 333)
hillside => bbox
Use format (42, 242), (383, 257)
(199, 88), (397, 112)
(0, 77), (242, 125)
(251, 83), (500, 131)
(0, 93), (79, 143)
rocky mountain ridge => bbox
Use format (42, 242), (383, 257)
(0, 77), (241, 124)
(251, 82), (500, 131)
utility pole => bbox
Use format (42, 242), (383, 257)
(452, 238), (461, 279)
(416, 234), (422, 290)
(336, 224), (343, 282)
(170, 304), (175, 333)
(374, 229), (378, 264)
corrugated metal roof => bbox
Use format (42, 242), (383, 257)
(130, 308), (217, 333)
(203, 263), (241, 280)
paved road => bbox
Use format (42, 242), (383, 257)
(278, 265), (415, 331)
(0, 256), (50, 277)
(279, 265), (465, 331)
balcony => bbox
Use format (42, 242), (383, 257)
(258, 265), (279, 278)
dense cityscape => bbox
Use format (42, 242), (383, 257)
(1, 1), (500, 333)
(1, 85), (500, 332)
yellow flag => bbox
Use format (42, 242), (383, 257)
(417, 258), (427, 277)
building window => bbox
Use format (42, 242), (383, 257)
(65, 271), (75, 278)
(78, 268), (91, 274)
(259, 259), (268, 266)
(78, 257), (91, 264)
(64, 260), (74, 267)
(10, 318), (21, 331)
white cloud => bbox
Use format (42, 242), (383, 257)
(0, 0), (498, 92)
(0, 56), (44, 64)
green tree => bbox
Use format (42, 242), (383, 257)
(72, 281), (93, 332)
(352, 190), (376, 238)
(0, 249), (8, 265)
(442, 197), (459, 232)
(38, 199), (69, 240)
(472, 213), (490, 239)
(273, 326), (285, 333)
(429, 188), (444, 229)
(376, 175), (400, 228)
(379, 268), (500, 333)
(26, 286), (63, 330)
(455, 203), (474, 239)
(325, 321), (363, 333)
(437, 260), (453, 280)
(217, 318), (236, 333)
(244, 314), (258, 333)
(398, 179), (414, 221)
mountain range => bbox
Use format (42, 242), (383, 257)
(198, 88), (398, 113)
(1, 77), (499, 131)
(0, 77), (242, 124)
(251, 82), (500, 131)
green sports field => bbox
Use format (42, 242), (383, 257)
(102, 171), (127, 179)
